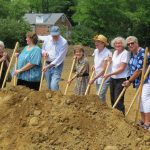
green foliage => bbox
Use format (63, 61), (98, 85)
(71, 25), (96, 47)
(0, 0), (150, 48)
(0, 18), (31, 48)
(8, 0), (30, 20)
(72, 0), (150, 47)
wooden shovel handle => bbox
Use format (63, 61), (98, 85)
(2, 42), (19, 88)
(39, 59), (46, 91)
(64, 57), (76, 95)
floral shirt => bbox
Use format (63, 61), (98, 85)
(129, 48), (150, 88)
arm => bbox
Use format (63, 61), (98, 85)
(123, 69), (142, 87)
(0, 56), (5, 63)
(51, 42), (68, 66)
(103, 62), (127, 79)
(41, 38), (49, 58)
(67, 63), (87, 84)
(89, 60), (107, 84)
(14, 63), (35, 75)
(0, 52), (9, 66)
(67, 74), (77, 84)
(95, 60), (108, 79)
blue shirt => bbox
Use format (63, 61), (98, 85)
(17, 46), (42, 82)
(129, 48), (150, 88)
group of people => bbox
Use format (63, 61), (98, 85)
(0, 26), (149, 131)
(71, 35), (150, 131)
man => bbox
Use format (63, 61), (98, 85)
(123, 36), (150, 131)
(89, 34), (112, 104)
(42, 26), (68, 91)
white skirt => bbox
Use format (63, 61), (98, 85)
(140, 83), (150, 113)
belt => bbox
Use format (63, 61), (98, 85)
(46, 61), (52, 64)
(77, 73), (89, 77)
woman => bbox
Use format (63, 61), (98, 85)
(0, 41), (10, 88)
(123, 36), (150, 131)
(68, 45), (89, 95)
(103, 37), (130, 114)
(89, 34), (112, 104)
(14, 32), (42, 90)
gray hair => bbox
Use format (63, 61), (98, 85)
(111, 37), (126, 48)
(0, 41), (5, 48)
(126, 36), (138, 44)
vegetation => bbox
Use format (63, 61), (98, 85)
(0, 0), (150, 47)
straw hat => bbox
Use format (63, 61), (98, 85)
(93, 34), (109, 45)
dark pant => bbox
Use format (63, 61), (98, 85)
(110, 77), (128, 114)
(17, 79), (40, 91)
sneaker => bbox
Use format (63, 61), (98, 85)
(143, 124), (150, 132)
(136, 120), (144, 127)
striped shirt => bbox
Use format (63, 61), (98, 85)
(17, 46), (42, 82)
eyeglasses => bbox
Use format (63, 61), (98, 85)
(127, 42), (135, 46)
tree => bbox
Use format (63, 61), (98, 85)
(0, 18), (30, 48)
(8, 0), (30, 20)
(72, 0), (150, 47)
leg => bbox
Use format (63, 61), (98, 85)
(99, 79), (110, 103)
(45, 67), (52, 89)
(140, 84), (150, 125)
(114, 79), (125, 114)
(50, 63), (63, 91)
(110, 78), (115, 106)
(144, 113), (150, 125)
(140, 112), (145, 123)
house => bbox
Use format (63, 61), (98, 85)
(24, 13), (72, 37)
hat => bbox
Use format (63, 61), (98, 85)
(50, 26), (60, 36)
(93, 34), (109, 45)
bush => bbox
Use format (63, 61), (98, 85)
(0, 18), (31, 48)
(71, 25), (96, 47)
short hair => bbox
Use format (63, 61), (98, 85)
(26, 32), (38, 45)
(0, 41), (5, 48)
(73, 45), (85, 53)
(126, 36), (138, 44)
(111, 37), (126, 48)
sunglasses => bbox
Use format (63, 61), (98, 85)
(127, 42), (135, 46)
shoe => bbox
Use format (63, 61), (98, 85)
(143, 124), (150, 132)
(136, 120), (144, 127)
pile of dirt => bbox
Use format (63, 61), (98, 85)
(0, 86), (149, 150)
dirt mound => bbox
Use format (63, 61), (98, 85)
(0, 86), (149, 150)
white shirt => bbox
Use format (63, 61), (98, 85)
(111, 49), (130, 79)
(93, 47), (112, 72)
(93, 47), (112, 84)
(42, 35), (68, 66)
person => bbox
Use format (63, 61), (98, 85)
(67, 45), (89, 95)
(0, 41), (10, 88)
(103, 37), (130, 114)
(123, 36), (150, 131)
(89, 34), (112, 103)
(42, 26), (68, 91)
(14, 32), (42, 90)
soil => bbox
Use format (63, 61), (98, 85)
(0, 86), (149, 150)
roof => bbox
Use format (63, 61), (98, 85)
(24, 13), (65, 25)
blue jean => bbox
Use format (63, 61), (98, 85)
(96, 78), (110, 103)
(45, 63), (63, 91)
